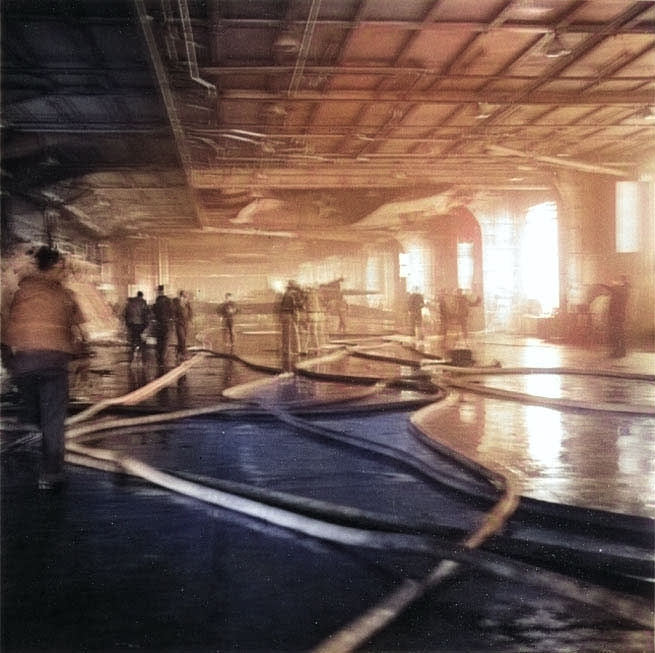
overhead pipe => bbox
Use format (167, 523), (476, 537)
(177, 0), (216, 96)
(135, 0), (193, 169)
(288, 0), (322, 96)
(487, 144), (629, 177)
(135, 0), (209, 229)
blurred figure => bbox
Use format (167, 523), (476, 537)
(600, 275), (630, 358)
(437, 289), (450, 346)
(335, 295), (348, 335)
(2, 246), (87, 490)
(320, 277), (347, 335)
(152, 284), (173, 367)
(304, 285), (324, 354)
(222, 356), (235, 388)
(172, 290), (193, 362)
(278, 280), (303, 366)
(123, 290), (149, 363)
(455, 288), (474, 344)
(295, 286), (309, 354)
(407, 287), (425, 341)
(127, 363), (147, 393)
(217, 292), (239, 349)
(1, 245), (37, 370)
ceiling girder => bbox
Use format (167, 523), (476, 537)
(189, 166), (551, 191)
(2, 0), (654, 246)
(216, 88), (654, 106)
(194, 18), (655, 36)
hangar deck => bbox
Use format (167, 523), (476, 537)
(1, 332), (653, 652)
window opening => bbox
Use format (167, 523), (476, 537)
(457, 242), (474, 290)
(520, 202), (559, 315)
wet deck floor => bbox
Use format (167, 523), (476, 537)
(284, 335), (655, 520)
(1, 331), (654, 652)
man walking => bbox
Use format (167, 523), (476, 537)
(3, 246), (87, 490)
(152, 284), (173, 367)
(217, 292), (238, 349)
(123, 290), (149, 363)
(172, 290), (193, 362)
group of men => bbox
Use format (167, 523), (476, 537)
(125, 279), (347, 368)
(123, 285), (193, 366)
(277, 281), (327, 366)
(407, 287), (480, 345)
(124, 287), (241, 364)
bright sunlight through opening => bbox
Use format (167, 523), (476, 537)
(520, 202), (559, 315)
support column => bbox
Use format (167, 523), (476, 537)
(157, 237), (170, 287)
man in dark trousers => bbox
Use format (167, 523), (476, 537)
(172, 290), (193, 362)
(123, 290), (149, 363)
(407, 287), (425, 341)
(3, 246), (87, 490)
(601, 275), (630, 358)
(217, 292), (238, 349)
(437, 288), (450, 346)
(152, 284), (173, 367)
(278, 281), (303, 366)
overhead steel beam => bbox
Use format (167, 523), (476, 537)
(189, 167), (550, 191)
(486, 145), (629, 177)
(135, 0), (192, 168)
(188, 18), (655, 36)
(135, 0), (204, 228)
(176, 0), (216, 94)
(216, 89), (655, 106)
(200, 67), (655, 85)
(6, 124), (171, 134)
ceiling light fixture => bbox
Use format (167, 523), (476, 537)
(260, 103), (287, 120)
(273, 32), (301, 56)
(637, 106), (655, 121)
(544, 32), (571, 58)
(475, 102), (495, 119)
(216, 133), (262, 145)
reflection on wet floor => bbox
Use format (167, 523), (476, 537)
(413, 393), (654, 518)
(225, 335), (655, 520)
(69, 349), (271, 410)
(455, 371), (655, 405)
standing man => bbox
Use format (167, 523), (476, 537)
(217, 292), (238, 349)
(172, 290), (193, 362)
(407, 287), (425, 341)
(454, 287), (481, 346)
(601, 275), (630, 358)
(152, 284), (173, 367)
(278, 280), (303, 367)
(123, 290), (149, 363)
(437, 289), (450, 347)
(2, 246), (87, 490)
(304, 285), (324, 354)
(454, 288), (471, 344)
